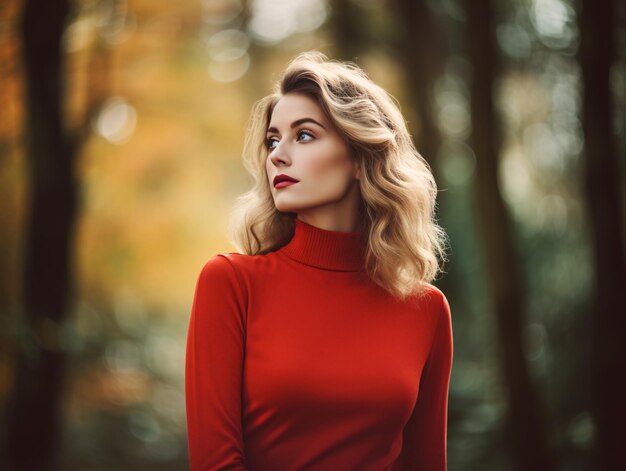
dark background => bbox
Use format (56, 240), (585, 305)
(0, 0), (625, 470)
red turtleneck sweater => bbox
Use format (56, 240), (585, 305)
(185, 219), (453, 470)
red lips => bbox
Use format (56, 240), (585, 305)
(273, 174), (300, 187)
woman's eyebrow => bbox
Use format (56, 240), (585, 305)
(267, 117), (326, 134)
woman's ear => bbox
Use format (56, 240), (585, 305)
(354, 162), (361, 181)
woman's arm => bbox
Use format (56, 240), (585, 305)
(393, 291), (454, 471)
(185, 254), (248, 470)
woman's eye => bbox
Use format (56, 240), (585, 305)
(266, 137), (278, 150)
(297, 130), (314, 141)
(266, 130), (314, 151)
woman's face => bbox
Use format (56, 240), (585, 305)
(265, 92), (361, 225)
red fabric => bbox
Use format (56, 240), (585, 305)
(185, 219), (453, 470)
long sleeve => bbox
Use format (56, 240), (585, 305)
(393, 292), (454, 471)
(185, 254), (248, 470)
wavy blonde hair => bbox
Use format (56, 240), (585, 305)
(227, 51), (449, 300)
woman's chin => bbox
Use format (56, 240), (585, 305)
(272, 196), (294, 212)
(275, 204), (300, 213)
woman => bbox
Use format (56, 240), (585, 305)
(185, 51), (453, 471)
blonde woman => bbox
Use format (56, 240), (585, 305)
(185, 51), (453, 471)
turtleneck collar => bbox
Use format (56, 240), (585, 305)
(279, 218), (367, 272)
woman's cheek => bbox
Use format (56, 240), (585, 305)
(307, 151), (338, 176)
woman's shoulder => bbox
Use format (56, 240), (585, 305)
(422, 283), (452, 327)
(413, 282), (446, 303)
(411, 282), (451, 320)
(195, 253), (240, 284)
(201, 251), (278, 278)
(196, 252), (246, 278)
(214, 250), (270, 264)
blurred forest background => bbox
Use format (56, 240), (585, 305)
(0, 0), (624, 470)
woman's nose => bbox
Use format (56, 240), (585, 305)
(269, 142), (290, 167)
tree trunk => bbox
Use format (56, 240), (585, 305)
(389, 0), (447, 170)
(327, 0), (363, 63)
(3, 1), (77, 470)
(464, 1), (556, 469)
(579, 0), (626, 468)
